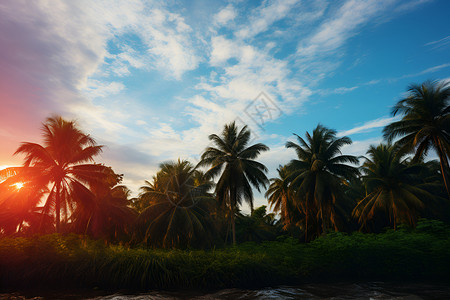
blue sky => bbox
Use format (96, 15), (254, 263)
(0, 0), (449, 211)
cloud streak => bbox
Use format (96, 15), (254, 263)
(338, 116), (400, 137)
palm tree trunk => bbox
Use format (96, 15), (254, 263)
(231, 205), (236, 245)
(305, 202), (308, 242)
(224, 216), (230, 245)
(55, 182), (61, 233)
(435, 138), (450, 200)
(229, 187), (237, 245)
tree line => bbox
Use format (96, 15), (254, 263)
(0, 80), (449, 247)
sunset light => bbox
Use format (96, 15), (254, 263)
(13, 182), (24, 190)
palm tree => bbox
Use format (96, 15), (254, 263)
(14, 116), (110, 233)
(383, 80), (450, 198)
(0, 167), (22, 182)
(265, 165), (298, 229)
(0, 172), (50, 235)
(198, 122), (269, 245)
(286, 124), (359, 240)
(136, 159), (216, 248)
(352, 143), (433, 230)
(70, 168), (137, 241)
(235, 206), (277, 243)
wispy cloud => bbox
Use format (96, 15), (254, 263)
(83, 80), (125, 99)
(318, 85), (359, 96)
(391, 63), (450, 81)
(425, 35), (450, 47)
(235, 0), (299, 39)
(296, 0), (392, 60)
(338, 116), (400, 137)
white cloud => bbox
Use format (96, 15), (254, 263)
(399, 63), (450, 79)
(425, 35), (450, 47)
(333, 86), (358, 94)
(394, 0), (432, 12)
(338, 116), (400, 137)
(319, 85), (359, 95)
(206, 35), (311, 110)
(297, 0), (392, 59)
(214, 5), (236, 26)
(83, 80), (125, 98)
(341, 137), (383, 157)
(235, 0), (299, 39)
(209, 36), (238, 66)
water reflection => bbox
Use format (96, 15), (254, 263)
(3, 282), (450, 300)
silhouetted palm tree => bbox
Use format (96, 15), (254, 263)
(235, 206), (277, 242)
(14, 116), (110, 233)
(0, 167), (22, 182)
(286, 124), (359, 240)
(70, 168), (137, 241)
(0, 173), (50, 235)
(383, 80), (450, 198)
(352, 144), (433, 230)
(198, 122), (269, 245)
(136, 159), (216, 248)
(265, 165), (297, 229)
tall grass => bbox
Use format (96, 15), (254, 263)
(1, 219), (449, 291)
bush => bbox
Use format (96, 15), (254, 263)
(1, 220), (449, 291)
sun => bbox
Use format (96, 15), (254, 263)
(13, 182), (24, 190)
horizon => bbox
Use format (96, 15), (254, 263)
(1, 0), (449, 213)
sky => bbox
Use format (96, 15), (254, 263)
(0, 0), (449, 212)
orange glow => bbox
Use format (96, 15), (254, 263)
(13, 182), (24, 190)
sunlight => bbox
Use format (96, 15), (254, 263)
(13, 182), (24, 190)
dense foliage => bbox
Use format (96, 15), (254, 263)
(0, 220), (449, 290)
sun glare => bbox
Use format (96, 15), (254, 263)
(13, 182), (24, 190)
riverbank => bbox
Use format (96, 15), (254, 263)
(1, 220), (449, 291)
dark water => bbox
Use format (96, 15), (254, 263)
(3, 282), (450, 299)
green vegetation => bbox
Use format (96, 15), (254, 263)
(0, 219), (449, 290)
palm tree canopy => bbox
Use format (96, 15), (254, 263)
(12, 116), (110, 232)
(70, 167), (137, 240)
(353, 143), (433, 229)
(198, 121), (269, 210)
(266, 165), (290, 213)
(136, 159), (216, 248)
(383, 80), (450, 159)
(286, 124), (359, 238)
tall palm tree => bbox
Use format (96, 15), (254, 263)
(136, 159), (216, 248)
(14, 116), (110, 233)
(383, 80), (450, 198)
(198, 122), (269, 245)
(286, 124), (359, 240)
(353, 143), (433, 230)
